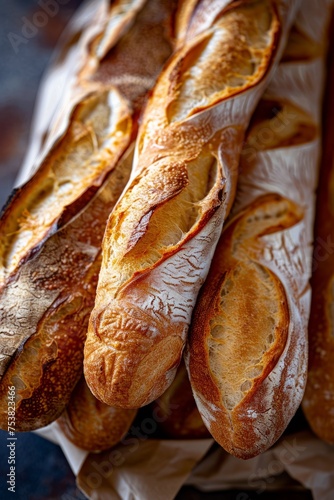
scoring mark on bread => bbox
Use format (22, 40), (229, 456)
(104, 144), (224, 296)
(167, 0), (278, 123)
(244, 98), (317, 154)
(0, 88), (131, 286)
(207, 194), (303, 411)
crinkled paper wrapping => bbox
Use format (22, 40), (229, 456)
(185, 431), (334, 499)
(16, 0), (334, 498)
(37, 424), (334, 500)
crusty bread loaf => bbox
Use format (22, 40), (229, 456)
(0, 149), (133, 432)
(84, 0), (300, 410)
(185, 0), (331, 459)
(152, 361), (210, 439)
(58, 377), (137, 452)
(0, 0), (175, 291)
(302, 8), (334, 445)
(0, 0), (177, 432)
(15, 0), (148, 182)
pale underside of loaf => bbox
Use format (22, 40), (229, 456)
(84, 0), (301, 409)
(152, 361), (210, 439)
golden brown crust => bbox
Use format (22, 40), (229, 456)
(0, 0), (176, 291)
(245, 98), (317, 150)
(186, 4), (330, 458)
(0, 0), (177, 431)
(80, 0), (148, 74)
(90, 0), (177, 113)
(58, 377), (137, 452)
(302, 11), (334, 444)
(187, 195), (303, 458)
(0, 90), (132, 287)
(84, 0), (297, 409)
(0, 150), (133, 431)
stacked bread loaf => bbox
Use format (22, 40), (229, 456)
(302, 5), (334, 445)
(84, 0), (300, 410)
(0, 0), (333, 459)
(186, 0), (332, 459)
(58, 376), (137, 452)
(0, 0), (177, 432)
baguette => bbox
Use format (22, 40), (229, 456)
(58, 377), (137, 452)
(16, 0), (147, 178)
(0, 148), (133, 431)
(0, 0), (177, 431)
(302, 8), (334, 444)
(0, 0), (176, 290)
(84, 0), (301, 409)
(185, 0), (331, 459)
